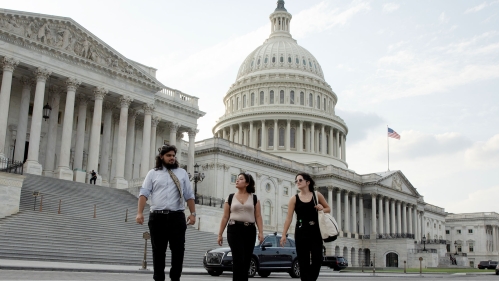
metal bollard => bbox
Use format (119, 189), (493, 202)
(93, 204), (96, 218)
(39, 195), (43, 212)
(58, 199), (62, 214)
(125, 209), (128, 222)
(141, 232), (151, 270)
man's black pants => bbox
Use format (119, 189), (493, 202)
(90, 177), (96, 184)
(295, 225), (323, 281)
(227, 223), (256, 281)
(148, 212), (186, 281)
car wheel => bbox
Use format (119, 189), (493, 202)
(207, 270), (222, 276)
(258, 271), (271, 277)
(248, 257), (257, 278)
(289, 259), (300, 278)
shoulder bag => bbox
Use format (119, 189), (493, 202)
(313, 191), (339, 242)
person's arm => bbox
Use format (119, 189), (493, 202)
(136, 171), (153, 225)
(186, 199), (196, 225)
(136, 195), (147, 225)
(316, 192), (331, 213)
(280, 196), (296, 247)
(217, 201), (230, 246)
(254, 200), (264, 244)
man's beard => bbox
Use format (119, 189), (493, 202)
(162, 159), (178, 169)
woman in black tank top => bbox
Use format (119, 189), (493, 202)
(280, 173), (331, 281)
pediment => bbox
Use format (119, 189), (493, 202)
(0, 9), (163, 90)
(376, 171), (420, 196)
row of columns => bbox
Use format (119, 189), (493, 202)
(216, 120), (346, 161)
(0, 56), (198, 188)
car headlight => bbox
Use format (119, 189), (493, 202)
(226, 252), (232, 257)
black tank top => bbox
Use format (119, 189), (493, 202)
(294, 194), (318, 225)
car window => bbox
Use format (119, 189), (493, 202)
(264, 236), (278, 247)
(288, 239), (295, 247)
(284, 238), (292, 248)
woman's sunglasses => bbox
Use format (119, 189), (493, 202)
(294, 179), (305, 184)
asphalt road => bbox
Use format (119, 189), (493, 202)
(1, 270), (499, 281)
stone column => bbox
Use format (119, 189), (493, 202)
(285, 119), (291, 151)
(149, 116), (160, 169)
(261, 120), (267, 149)
(305, 125), (310, 152)
(493, 226), (497, 252)
(352, 193), (357, 235)
(359, 195), (364, 236)
(335, 130), (340, 158)
(249, 121), (254, 148)
(238, 124), (243, 144)
(187, 129), (197, 176)
(222, 128), (227, 140)
(87, 87), (108, 183)
(402, 202), (407, 236)
(371, 193), (377, 238)
(397, 201), (402, 235)
(273, 119), (278, 150)
(342, 134), (346, 161)
(385, 199), (390, 236)
(327, 186), (333, 211)
(111, 96), (133, 189)
(229, 125), (234, 142)
(73, 95), (89, 171)
(378, 196), (384, 236)
(54, 77), (80, 180)
(298, 120), (303, 152)
(169, 122), (179, 146)
(321, 125), (326, 155)
(329, 127), (334, 156)
(140, 104), (154, 177)
(124, 109), (138, 180)
(24, 68), (51, 175)
(421, 212), (425, 240)
(15, 77), (34, 162)
(408, 205), (413, 237)
(99, 102), (114, 186)
(310, 123), (315, 153)
(42, 85), (61, 175)
(0, 57), (19, 159)
(344, 192), (350, 235)
(391, 199), (396, 236)
(336, 188), (342, 232)
(414, 210), (419, 241)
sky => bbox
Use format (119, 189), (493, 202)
(5, 0), (499, 214)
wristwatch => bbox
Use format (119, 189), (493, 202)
(191, 212), (197, 217)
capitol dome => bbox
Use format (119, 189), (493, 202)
(213, 1), (349, 168)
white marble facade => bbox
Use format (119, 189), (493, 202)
(0, 9), (204, 188)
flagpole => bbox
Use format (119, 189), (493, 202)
(387, 125), (389, 171)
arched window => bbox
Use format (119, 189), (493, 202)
(260, 91), (264, 105)
(300, 92), (304, 105)
(272, 56), (276, 63)
(257, 128), (261, 147)
(309, 93), (313, 107)
(268, 127), (274, 147)
(279, 127), (285, 146)
(317, 96), (320, 109)
(251, 93), (255, 106)
(290, 91), (295, 104)
(296, 57), (299, 64)
(270, 90), (274, 104)
(291, 128), (296, 148)
(323, 98), (326, 110)
(263, 201), (271, 225)
(288, 56), (292, 63)
(264, 57), (268, 64)
(280, 56), (283, 63)
(242, 95), (246, 108)
(280, 90), (284, 104)
(237, 97), (240, 110)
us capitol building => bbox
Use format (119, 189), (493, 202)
(0, 1), (498, 268)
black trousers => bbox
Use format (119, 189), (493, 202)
(295, 225), (323, 281)
(227, 224), (256, 281)
(90, 177), (96, 184)
(148, 212), (187, 281)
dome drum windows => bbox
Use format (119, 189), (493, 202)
(309, 93), (313, 107)
(280, 55), (284, 63)
(268, 127), (274, 147)
(272, 56), (276, 63)
(279, 90), (284, 104)
(279, 127), (285, 147)
(242, 95), (246, 108)
(290, 127), (296, 149)
(300, 92), (304, 105)
(288, 56), (292, 63)
(290, 91), (295, 104)
(251, 93), (255, 106)
(260, 91), (264, 105)
(316, 96), (320, 109)
(270, 90), (275, 104)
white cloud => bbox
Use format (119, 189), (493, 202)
(464, 134), (499, 167)
(439, 12), (450, 24)
(444, 186), (499, 213)
(464, 2), (488, 14)
(383, 3), (400, 13)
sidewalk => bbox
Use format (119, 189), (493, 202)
(0, 259), (493, 277)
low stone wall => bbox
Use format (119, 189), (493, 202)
(0, 172), (26, 219)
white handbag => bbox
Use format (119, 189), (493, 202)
(313, 191), (339, 242)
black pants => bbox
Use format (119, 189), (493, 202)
(227, 224), (256, 281)
(148, 212), (187, 281)
(90, 177), (96, 184)
(295, 225), (323, 281)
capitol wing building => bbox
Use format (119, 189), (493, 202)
(1, 2), (498, 269)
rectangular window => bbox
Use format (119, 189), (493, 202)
(280, 90), (284, 104)
(260, 91), (264, 105)
(457, 246), (462, 253)
(231, 174), (237, 183)
(457, 230), (461, 234)
(283, 187), (289, 196)
(469, 244), (474, 252)
(270, 91), (274, 104)
(290, 91), (294, 104)
(468, 229), (473, 234)
(300, 92), (304, 105)
(446, 230), (450, 234)
(470, 261), (474, 268)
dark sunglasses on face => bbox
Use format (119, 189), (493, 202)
(294, 179), (305, 184)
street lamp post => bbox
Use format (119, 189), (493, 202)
(189, 163), (205, 204)
(422, 235), (427, 252)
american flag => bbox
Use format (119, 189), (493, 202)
(388, 128), (400, 140)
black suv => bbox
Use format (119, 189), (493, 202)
(322, 256), (348, 271)
(203, 233), (300, 278)
(478, 260), (498, 269)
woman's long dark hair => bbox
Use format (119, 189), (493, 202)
(295, 172), (315, 192)
(238, 172), (255, 193)
(154, 145), (179, 170)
